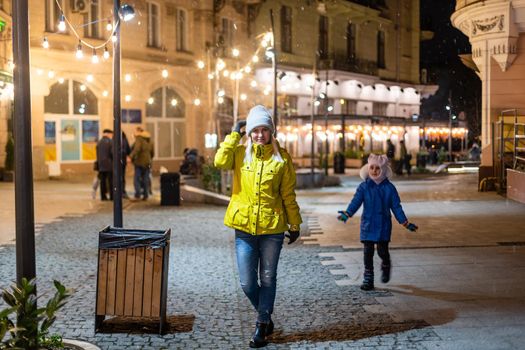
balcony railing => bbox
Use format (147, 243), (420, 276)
(455, 0), (486, 11)
(319, 56), (378, 76)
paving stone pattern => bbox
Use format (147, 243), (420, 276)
(0, 202), (439, 349)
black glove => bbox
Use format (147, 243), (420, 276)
(285, 230), (300, 245)
(232, 120), (247, 137)
(405, 222), (418, 232)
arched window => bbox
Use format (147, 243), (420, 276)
(44, 80), (99, 163)
(145, 86), (186, 159)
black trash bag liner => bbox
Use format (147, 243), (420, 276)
(99, 226), (170, 249)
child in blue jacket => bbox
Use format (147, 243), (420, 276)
(337, 154), (418, 290)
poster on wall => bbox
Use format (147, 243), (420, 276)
(61, 119), (80, 161)
(82, 120), (99, 160)
(122, 109), (142, 124)
(44, 121), (56, 162)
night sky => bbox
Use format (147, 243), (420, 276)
(420, 0), (481, 139)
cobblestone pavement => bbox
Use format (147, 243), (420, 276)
(0, 172), (523, 349)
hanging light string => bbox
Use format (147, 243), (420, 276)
(44, 0), (120, 50)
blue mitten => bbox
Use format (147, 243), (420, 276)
(337, 211), (350, 223)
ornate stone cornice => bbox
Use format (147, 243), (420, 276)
(452, 0), (520, 72)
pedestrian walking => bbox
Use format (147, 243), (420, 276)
(96, 129), (113, 201)
(337, 154), (418, 291)
(396, 139), (411, 175)
(214, 105), (302, 348)
(130, 127), (154, 200)
(121, 131), (131, 198)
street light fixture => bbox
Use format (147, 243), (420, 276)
(113, 2), (136, 228)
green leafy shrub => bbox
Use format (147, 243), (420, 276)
(0, 278), (70, 350)
(201, 163), (221, 193)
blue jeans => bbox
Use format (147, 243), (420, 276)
(235, 230), (284, 323)
(133, 165), (150, 198)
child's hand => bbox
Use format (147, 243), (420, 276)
(404, 222), (418, 232)
(337, 211), (351, 223)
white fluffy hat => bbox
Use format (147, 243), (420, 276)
(359, 153), (393, 182)
(246, 105), (274, 136)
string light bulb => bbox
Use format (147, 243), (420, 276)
(207, 73), (214, 80)
(148, 97), (154, 105)
(125, 95), (131, 102)
(193, 98), (201, 106)
(197, 60), (205, 69)
(244, 66), (252, 73)
(58, 77), (65, 84)
(87, 74), (94, 82)
(103, 46), (110, 59)
(171, 99), (178, 106)
(162, 69), (168, 78)
(216, 59), (225, 71)
(106, 20), (113, 31)
(240, 93), (247, 101)
(232, 48), (240, 57)
(75, 42), (83, 59)
(102, 90), (109, 97)
(252, 55), (259, 63)
(112, 32), (117, 43)
(47, 71), (55, 79)
(42, 37), (49, 49)
(58, 14), (66, 32)
(125, 74), (131, 82)
(91, 49), (99, 64)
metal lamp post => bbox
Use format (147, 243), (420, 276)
(112, 2), (135, 228)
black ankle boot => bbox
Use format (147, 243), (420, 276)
(249, 322), (268, 348)
(266, 319), (274, 336)
(381, 262), (391, 283)
(360, 268), (374, 291)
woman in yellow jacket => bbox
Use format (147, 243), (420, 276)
(215, 105), (302, 348)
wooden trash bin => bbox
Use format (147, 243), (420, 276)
(95, 226), (171, 334)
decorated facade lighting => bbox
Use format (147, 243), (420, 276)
(232, 48), (240, 57)
(147, 97), (154, 104)
(80, 84), (87, 91)
(58, 14), (66, 32)
(58, 77), (65, 84)
(218, 96), (225, 104)
(240, 93), (247, 101)
(340, 99), (345, 105)
(76, 42), (83, 59)
(91, 49), (99, 64)
(162, 69), (169, 78)
(42, 37), (49, 49)
(106, 20), (113, 31)
(223, 69), (230, 78)
(236, 72), (243, 80)
(244, 66), (252, 73)
(102, 90), (109, 97)
(197, 60), (205, 69)
(125, 74), (131, 82)
(207, 73), (214, 80)
(229, 72), (236, 80)
(327, 105), (334, 112)
(47, 71), (55, 79)
(252, 55), (259, 63)
(216, 59), (226, 71)
(36, 69), (43, 76)
(314, 100), (321, 107)
(103, 46), (110, 59)
(112, 32), (117, 43)
(319, 92), (326, 99)
(263, 89), (270, 96)
(125, 95), (132, 102)
(217, 89), (225, 97)
(250, 80), (257, 88)
(193, 98), (201, 106)
(171, 99), (178, 106)
(87, 74), (94, 82)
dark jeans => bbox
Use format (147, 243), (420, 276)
(363, 241), (390, 270)
(134, 165), (150, 199)
(98, 171), (113, 200)
(235, 230), (284, 323)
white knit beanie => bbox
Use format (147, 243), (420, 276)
(359, 153), (393, 184)
(246, 105), (274, 136)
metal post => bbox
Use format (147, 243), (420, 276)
(270, 10), (278, 132)
(448, 91), (452, 162)
(233, 61), (239, 124)
(324, 71), (329, 176)
(13, 0), (36, 284)
(113, 0), (123, 227)
(310, 59), (317, 186)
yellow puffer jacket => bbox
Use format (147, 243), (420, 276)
(214, 132), (302, 235)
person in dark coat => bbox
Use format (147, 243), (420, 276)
(130, 127), (154, 200)
(337, 154), (418, 290)
(96, 129), (113, 201)
(121, 132), (131, 198)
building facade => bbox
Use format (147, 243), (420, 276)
(0, 0), (444, 179)
(452, 0), (525, 202)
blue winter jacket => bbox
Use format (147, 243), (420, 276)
(345, 178), (408, 242)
